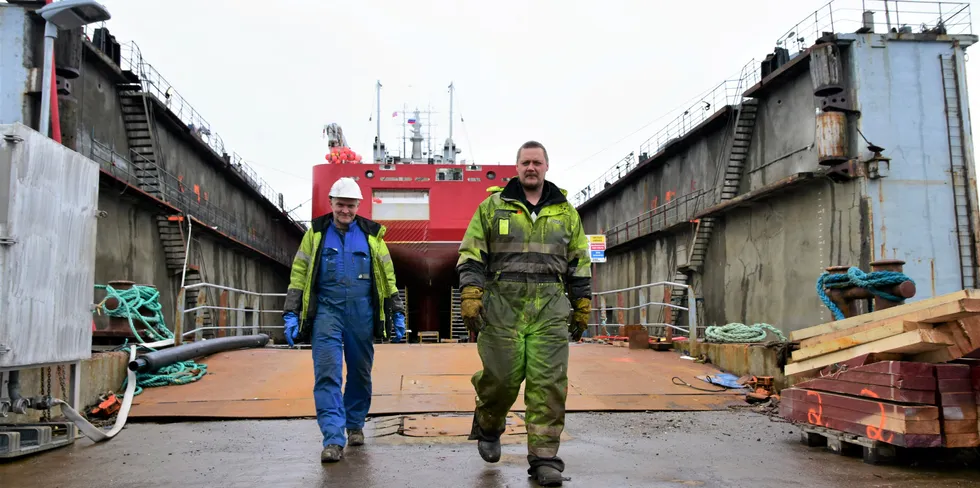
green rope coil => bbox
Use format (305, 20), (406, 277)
(94, 283), (207, 395)
(121, 360), (208, 396)
(816, 266), (913, 320)
(94, 284), (171, 347)
(704, 322), (787, 343)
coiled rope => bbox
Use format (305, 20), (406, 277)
(94, 283), (207, 395)
(815, 266), (913, 320)
(704, 322), (786, 343)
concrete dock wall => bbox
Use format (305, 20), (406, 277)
(578, 32), (979, 338)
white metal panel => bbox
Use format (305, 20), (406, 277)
(0, 123), (99, 368)
(372, 189), (430, 221)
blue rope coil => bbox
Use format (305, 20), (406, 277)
(816, 267), (913, 321)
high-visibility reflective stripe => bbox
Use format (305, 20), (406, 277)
(491, 242), (566, 255)
(489, 252), (566, 275)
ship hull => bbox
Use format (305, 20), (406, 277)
(312, 162), (517, 339)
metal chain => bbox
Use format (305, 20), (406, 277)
(38, 368), (45, 421)
(57, 365), (68, 401)
(42, 367), (52, 421)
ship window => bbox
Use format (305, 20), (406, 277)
(486, 171), (496, 180)
(372, 189), (429, 220)
(436, 168), (463, 181)
(365, 170), (375, 179)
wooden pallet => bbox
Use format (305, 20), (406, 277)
(798, 424), (903, 465)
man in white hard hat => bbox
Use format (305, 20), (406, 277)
(281, 176), (406, 463)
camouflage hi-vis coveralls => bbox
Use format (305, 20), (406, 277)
(457, 178), (591, 470)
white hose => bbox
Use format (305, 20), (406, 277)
(52, 345), (138, 442)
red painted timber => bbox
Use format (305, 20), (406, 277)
(781, 388), (939, 420)
(827, 370), (936, 391)
(780, 398), (943, 448)
(855, 361), (937, 376)
(935, 363), (971, 379)
(793, 378), (936, 404)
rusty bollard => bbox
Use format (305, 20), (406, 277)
(868, 259), (915, 311)
(823, 266), (857, 318)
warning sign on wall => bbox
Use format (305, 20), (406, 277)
(587, 234), (606, 263)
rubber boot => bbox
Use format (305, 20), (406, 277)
(478, 439), (501, 463)
(468, 410), (501, 462)
(347, 428), (365, 446)
(531, 465), (564, 486)
(321, 444), (343, 463)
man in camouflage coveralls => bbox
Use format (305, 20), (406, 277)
(456, 140), (592, 486)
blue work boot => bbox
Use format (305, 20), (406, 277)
(321, 444), (343, 463)
(347, 428), (365, 446)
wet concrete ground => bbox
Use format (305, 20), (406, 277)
(2, 409), (979, 487)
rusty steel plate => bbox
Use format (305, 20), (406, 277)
(401, 412), (526, 437)
(128, 344), (744, 419)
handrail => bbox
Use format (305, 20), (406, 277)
(116, 41), (303, 228)
(572, 0), (972, 208)
(588, 281), (700, 342)
(88, 137), (295, 265)
(173, 282), (286, 345)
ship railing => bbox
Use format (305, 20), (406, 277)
(776, 0), (972, 57)
(587, 281), (702, 343)
(87, 137), (294, 265)
(604, 188), (711, 248)
(174, 282), (287, 346)
(572, 0), (972, 209)
(571, 59), (759, 208)
(117, 41), (294, 223)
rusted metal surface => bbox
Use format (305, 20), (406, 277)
(402, 412), (525, 437)
(128, 344), (744, 419)
(809, 43), (844, 97)
(815, 111), (847, 165)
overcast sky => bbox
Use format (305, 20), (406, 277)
(65, 0), (980, 221)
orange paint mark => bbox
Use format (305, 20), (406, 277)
(806, 390), (824, 426)
(652, 196), (658, 209)
(194, 184), (201, 203)
(665, 190), (676, 202)
(860, 388), (895, 443)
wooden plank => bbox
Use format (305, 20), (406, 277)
(823, 370), (936, 391)
(938, 378), (974, 393)
(781, 388), (940, 420)
(942, 405), (978, 420)
(793, 378), (937, 404)
(944, 433), (980, 448)
(851, 360), (936, 376)
(790, 292), (980, 341)
(935, 363), (972, 379)
(943, 419), (980, 434)
(779, 398), (942, 447)
(799, 320), (925, 349)
(785, 330), (954, 377)
(793, 321), (930, 361)
(781, 396), (941, 434)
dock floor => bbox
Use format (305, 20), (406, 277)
(129, 343), (744, 419)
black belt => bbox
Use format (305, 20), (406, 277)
(494, 272), (563, 283)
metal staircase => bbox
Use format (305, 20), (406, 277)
(670, 99), (759, 325)
(450, 287), (467, 341)
(940, 54), (978, 289)
(117, 78), (212, 333)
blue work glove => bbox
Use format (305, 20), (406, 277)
(393, 312), (406, 343)
(283, 312), (299, 347)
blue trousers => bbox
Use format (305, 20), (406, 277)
(311, 295), (375, 447)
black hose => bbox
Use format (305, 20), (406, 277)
(129, 334), (270, 372)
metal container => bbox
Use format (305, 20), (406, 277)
(810, 43), (845, 96)
(0, 123), (99, 368)
(816, 111), (848, 165)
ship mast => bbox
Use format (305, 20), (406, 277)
(372, 80), (386, 162)
(443, 82), (459, 164)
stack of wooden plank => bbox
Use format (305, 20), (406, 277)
(779, 355), (980, 448)
(779, 289), (980, 451)
(785, 290), (980, 377)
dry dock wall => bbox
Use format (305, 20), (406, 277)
(0, 4), (303, 340)
(577, 33), (980, 338)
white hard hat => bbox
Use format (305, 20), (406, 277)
(329, 177), (363, 200)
